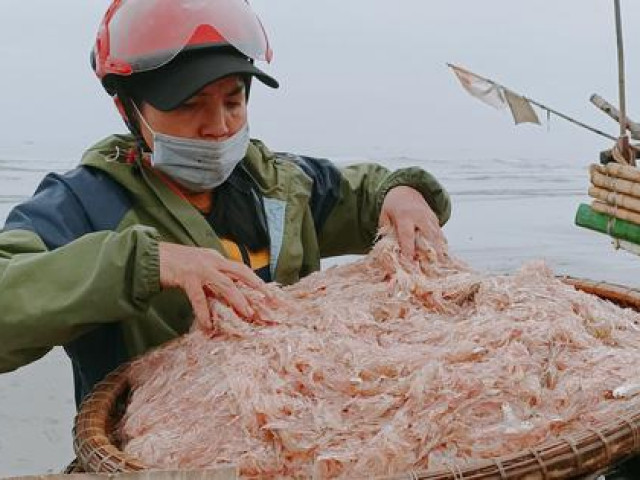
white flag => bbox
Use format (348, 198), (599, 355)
(449, 64), (540, 125)
(449, 64), (507, 109)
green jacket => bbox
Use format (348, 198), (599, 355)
(0, 135), (451, 403)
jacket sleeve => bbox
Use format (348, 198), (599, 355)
(285, 155), (451, 257)
(0, 172), (161, 373)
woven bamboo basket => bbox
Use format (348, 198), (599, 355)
(73, 277), (640, 479)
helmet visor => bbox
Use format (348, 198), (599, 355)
(108, 0), (272, 73)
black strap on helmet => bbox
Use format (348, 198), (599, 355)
(91, 49), (150, 153)
(115, 88), (152, 154)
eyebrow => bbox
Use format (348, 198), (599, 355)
(194, 82), (245, 99)
(226, 83), (245, 97)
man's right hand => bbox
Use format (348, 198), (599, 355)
(158, 242), (271, 332)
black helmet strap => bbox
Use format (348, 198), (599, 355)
(114, 86), (152, 153)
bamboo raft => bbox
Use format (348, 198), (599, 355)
(575, 157), (640, 250)
(70, 278), (640, 479)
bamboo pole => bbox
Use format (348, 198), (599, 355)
(613, 0), (635, 165)
(590, 94), (640, 140)
(523, 97), (617, 142)
(576, 203), (640, 244)
(590, 168), (640, 198)
(614, 0), (628, 139)
(591, 162), (640, 183)
(618, 239), (640, 256)
(592, 199), (640, 225)
(589, 186), (640, 215)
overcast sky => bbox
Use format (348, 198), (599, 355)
(0, 0), (637, 163)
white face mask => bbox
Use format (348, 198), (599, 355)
(136, 105), (250, 192)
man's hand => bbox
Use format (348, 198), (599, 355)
(158, 242), (271, 332)
(379, 186), (447, 260)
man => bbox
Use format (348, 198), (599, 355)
(0, 0), (451, 406)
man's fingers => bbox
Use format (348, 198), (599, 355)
(206, 274), (254, 318)
(414, 220), (448, 262)
(223, 262), (268, 292)
(221, 262), (282, 303)
(396, 220), (416, 259)
(416, 210), (444, 239)
(378, 211), (392, 229)
(418, 221), (444, 245)
(184, 280), (214, 332)
(160, 242), (280, 330)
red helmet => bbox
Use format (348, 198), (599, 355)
(92, 0), (274, 94)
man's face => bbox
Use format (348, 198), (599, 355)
(139, 75), (247, 149)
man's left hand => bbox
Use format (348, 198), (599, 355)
(379, 186), (447, 260)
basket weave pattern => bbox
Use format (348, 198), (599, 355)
(73, 277), (640, 478)
(73, 363), (145, 473)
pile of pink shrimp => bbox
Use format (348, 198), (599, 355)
(119, 235), (640, 478)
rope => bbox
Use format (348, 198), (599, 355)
(493, 458), (508, 479)
(562, 435), (583, 471)
(604, 165), (621, 250)
(84, 446), (102, 473)
(406, 470), (420, 480)
(612, 143), (630, 165)
(445, 462), (465, 480)
(96, 452), (113, 473)
(588, 427), (612, 466)
(529, 448), (549, 479)
(621, 416), (640, 450)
